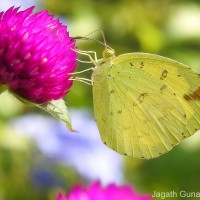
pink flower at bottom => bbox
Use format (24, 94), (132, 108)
(57, 193), (68, 200)
(56, 181), (153, 200)
(0, 7), (77, 103)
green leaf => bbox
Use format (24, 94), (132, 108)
(36, 99), (73, 131)
(5, 89), (73, 131)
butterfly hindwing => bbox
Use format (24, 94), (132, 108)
(92, 53), (200, 159)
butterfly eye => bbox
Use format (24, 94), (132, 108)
(102, 48), (115, 60)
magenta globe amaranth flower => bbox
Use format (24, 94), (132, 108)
(56, 181), (153, 200)
(0, 7), (77, 103)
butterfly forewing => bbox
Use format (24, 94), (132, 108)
(92, 53), (200, 159)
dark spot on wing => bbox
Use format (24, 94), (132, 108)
(118, 110), (122, 114)
(140, 62), (144, 68)
(102, 118), (106, 123)
(184, 87), (200, 101)
(160, 84), (167, 94)
(182, 133), (186, 138)
(138, 93), (148, 103)
(133, 93), (148, 106)
(160, 70), (168, 80)
(130, 62), (133, 66)
(110, 90), (115, 94)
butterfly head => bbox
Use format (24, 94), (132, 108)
(102, 48), (115, 60)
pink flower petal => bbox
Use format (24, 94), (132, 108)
(0, 7), (77, 103)
(57, 181), (153, 200)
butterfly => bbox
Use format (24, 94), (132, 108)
(91, 47), (200, 159)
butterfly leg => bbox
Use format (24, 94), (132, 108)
(72, 48), (97, 64)
(69, 49), (98, 85)
(69, 77), (91, 85)
(69, 50), (95, 75)
(69, 67), (94, 75)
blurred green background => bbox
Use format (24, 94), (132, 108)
(1, 0), (200, 199)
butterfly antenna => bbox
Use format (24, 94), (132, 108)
(73, 36), (113, 50)
(73, 29), (112, 50)
(89, 29), (108, 49)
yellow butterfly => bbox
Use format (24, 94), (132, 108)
(90, 47), (200, 159)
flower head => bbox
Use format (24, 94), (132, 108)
(56, 181), (152, 200)
(0, 7), (77, 103)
